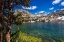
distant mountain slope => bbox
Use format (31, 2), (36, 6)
(48, 10), (64, 16)
(14, 9), (46, 18)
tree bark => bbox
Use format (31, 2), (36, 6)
(0, 19), (3, 42)
(0, 12), (3, 42)
(6, 24), (11, 42)
(6, 12), (12, 42)
(0, 23), (3, 42)
(6, 9), (12, 42)
(0, 0), (5, 42)
(6, 0), (13, 42)
(0, 11), (3, 42)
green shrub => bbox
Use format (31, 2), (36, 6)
(61, 39), (64, 42)
(11, 30), (42, 42)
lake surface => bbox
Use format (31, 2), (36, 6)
(11, 22), (64, 40)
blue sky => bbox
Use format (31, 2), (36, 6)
(14, 0), (64, 14)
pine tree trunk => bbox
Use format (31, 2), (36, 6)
(6, 0), (12, 42)
(0, 1), (5, 42)
(6, 12), (12, 42)
(6, 9), (12, 42)
(0, 11), (3, 42)
(6, 24), (11, 42)
(0, 11), (4, 42)
(0, 22), (3, 42)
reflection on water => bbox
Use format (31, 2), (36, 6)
(12, 22), (64, 40)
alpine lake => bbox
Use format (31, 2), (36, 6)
(11, 22), (64, 42)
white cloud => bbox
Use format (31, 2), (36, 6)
(52, 0), (61, 5)
(22, 6), (37, 10)
(60, 8), (64, 10)
(54, 10), (56, 12)
(35, 11), (50, 14)
(61, 2), (64, 6)
(35, 13), (37, 14)
(49, 7), (54, 10)
(34, 11), (45, 14)
(44, 12), (50, 14)
(38, 11), (45, 13)
(47, 12), (50, 14)
(57, 9), (59, 10)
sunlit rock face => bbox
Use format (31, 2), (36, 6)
(57, 16), (64, 20)
(14, 9), (64, 22)
(47, 10), (64, 22)
(14, 10), (47, 18)
(48, 10), (64, 16)
(14, 9), (31, 17)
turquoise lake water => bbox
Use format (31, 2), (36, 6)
(11, 22), (64, 40)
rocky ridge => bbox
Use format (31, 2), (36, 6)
(14, 9), (64, 22)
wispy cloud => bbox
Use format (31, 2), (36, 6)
(52, 0), (61, 5)
(54, 10), (56, 12)
(47, 12), (50, 14)
(61, 2), (64, 6)
(35, 13), (37, 14)
(22, 6), (37, 10)
(60, 8), (64, 10)
(38, 11), (45, 13)
(49, 7), (54, 10)
(34, 11), (45, 14)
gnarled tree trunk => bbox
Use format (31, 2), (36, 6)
(6, 0), (13, 42)
(0, 16), (3, 42)
(0, 24), (3, 42)
(0, 0), (5, 42)
(0, 11), (3, 42)
(6, 23), (11, 42)
(6, 12), (12, 42)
